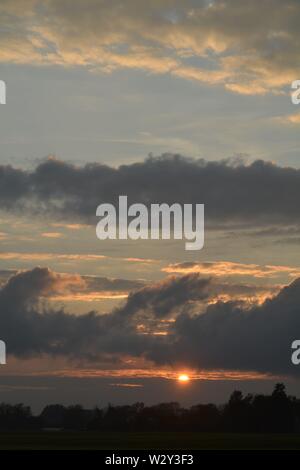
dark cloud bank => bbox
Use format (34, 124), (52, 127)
(1, 266), (300, 377)
(1, 154), (300, 225)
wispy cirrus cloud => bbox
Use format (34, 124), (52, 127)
(163, 261), (300, 280)
(0, 251), (156, 265)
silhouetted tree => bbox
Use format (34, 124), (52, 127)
(0, 403), (38, 430)
(223, 391), (254, 432)
(63, 405), (86, 430)
(184, 404), (220, 432)
(0, 383), (299, 433)
(41, 404), (66, 428)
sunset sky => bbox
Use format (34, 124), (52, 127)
(1, 0), (300, 412)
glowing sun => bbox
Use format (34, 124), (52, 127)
(178, 374), (190, 383)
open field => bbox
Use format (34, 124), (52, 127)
(0, 432), (300, 450)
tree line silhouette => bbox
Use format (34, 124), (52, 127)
(1, 384), (300, 433)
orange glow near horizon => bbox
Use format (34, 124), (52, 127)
(9, 364), (276, 382)
(178, 374), (190, 383)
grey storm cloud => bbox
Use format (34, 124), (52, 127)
(162, 279), (300, 377)
(2, 154), (300, 225)
(121, 274), (211, 318)
(0, 268), (144, 296)
(1, 266), (300, 377)
(0, 268), (210, 358)
(0, 267), (149, 359)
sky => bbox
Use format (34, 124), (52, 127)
(1, 0), (300, 412)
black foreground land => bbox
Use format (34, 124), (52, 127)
(1, 431), (300, 450)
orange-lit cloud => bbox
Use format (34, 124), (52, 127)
(278, 113), (300, 125)
(0, 252), (157, 265)
(163, 261), (300, 279)
(52, 291), (129, 302)
(0, 252), (106, 261)
(109, 383), (144, 388)
(25, 368), (276, 382)
(41, 232), (63, 239)
(0, 0), (299, 94)
(51, 223), (87, 230)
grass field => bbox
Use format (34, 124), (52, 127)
(0, 432), (300, 450)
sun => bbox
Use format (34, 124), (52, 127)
(178, 374), (190, 383)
